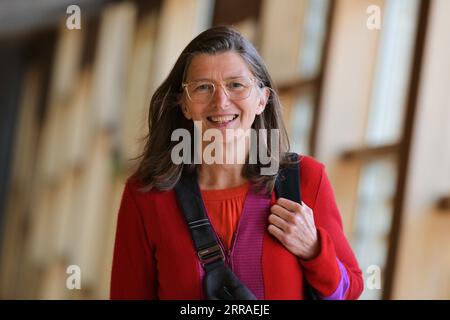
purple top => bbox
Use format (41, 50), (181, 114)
(314, 259), (350, 300)
(199, 185), (350, 300)
(231, 187), (271, 300)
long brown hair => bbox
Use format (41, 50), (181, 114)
(132, 26), (295, 193)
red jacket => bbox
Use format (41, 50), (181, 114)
(110, 156), (364, 299)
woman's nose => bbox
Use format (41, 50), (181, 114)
(211, 84), (231, 108)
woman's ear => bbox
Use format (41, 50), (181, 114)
(181, 104), (192, 120)
(178, 93), (192, 120)
(255, 87), (270, 115)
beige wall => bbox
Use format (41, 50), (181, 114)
(151, 0), (213, 90)
(317, 0), (383, 238)
(316, 0), (450, 299)
(393, 0), (450, 299)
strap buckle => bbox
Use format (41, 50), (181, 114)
(198, 244), (225, 265)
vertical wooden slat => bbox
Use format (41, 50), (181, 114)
(259, 0), (308, 83)
(382, 0), (431, 300)
(90, 2), (137, 132)
(309, 0), (335, 157)
(0, 63), (45, 298)
(72, 132), (113, 289)
(120, 11), (158, 170)
(151, 0), (214, 90)
(94, 173), (128, 298)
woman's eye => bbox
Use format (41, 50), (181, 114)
(229, 82), (244, 89)
(195, 84), (213, 92)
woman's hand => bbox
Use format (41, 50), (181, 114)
(268, 198), (320, 261)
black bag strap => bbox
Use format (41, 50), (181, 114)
(275, 153), (316, 299)
(175, 171), (225, 266)
(275, 152), (301, 204)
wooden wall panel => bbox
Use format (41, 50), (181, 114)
(259, 0), (308, 83)
(120, 12), (158, 169)
(393, 0), (450, 299)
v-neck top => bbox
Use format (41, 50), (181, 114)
(200, 182), (250, 250)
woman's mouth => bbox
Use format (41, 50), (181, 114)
(207, 114), (239, 127)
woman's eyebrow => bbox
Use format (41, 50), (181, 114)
(187, 77), (212, 82)
(188, 75), (249, 82)
(225, 75), (249, 80)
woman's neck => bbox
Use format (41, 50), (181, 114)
(197, 163), (247, 190)
(197, 135), (250, 190)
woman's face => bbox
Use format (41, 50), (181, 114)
(181, 51), (269, 140)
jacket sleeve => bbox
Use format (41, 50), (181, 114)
(299, 164), (364, 300)
(110, 182), (158, 299)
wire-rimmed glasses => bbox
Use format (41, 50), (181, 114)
(182, 76), (258, 104)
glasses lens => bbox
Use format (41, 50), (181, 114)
(186, 82), (214, 103)
(225, 78), (253, 100)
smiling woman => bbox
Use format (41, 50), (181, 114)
(110, 26), (364, 300)
(131, 26), (289, 192)
(180, 52), (269, 157)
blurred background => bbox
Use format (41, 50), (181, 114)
(0, 0), (449, 300)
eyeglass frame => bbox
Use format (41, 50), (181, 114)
(181, 76), (260, 104)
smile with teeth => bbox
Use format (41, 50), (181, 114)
(207, 114), (238, 124)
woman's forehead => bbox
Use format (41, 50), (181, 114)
(186, 51), (253, 81)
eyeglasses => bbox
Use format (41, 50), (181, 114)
(182, 77), (258, 104)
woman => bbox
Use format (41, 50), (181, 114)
(110, 26), (363, 300)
